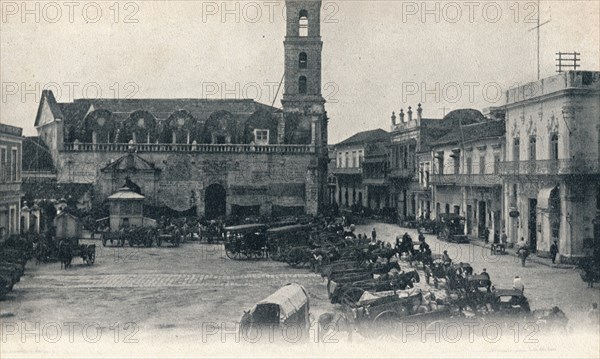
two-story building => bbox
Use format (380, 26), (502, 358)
(332, 129), (389, 209)
(388, 105), (485, 222)
(499, 71), (600, 261)
(362, 140), (390, 210)
(430, 119), (505, 239)
(0, 123), (23, 239)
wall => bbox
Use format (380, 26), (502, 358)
(54, 150), (316, 216)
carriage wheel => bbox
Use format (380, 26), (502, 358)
(370, 311), (403, 340)
(225, 249), (238, 260)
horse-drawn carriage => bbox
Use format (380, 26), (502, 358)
(224, 224), (269, 260)
(156, 226), (182, 247)
(266, 224), (312, 263)
(239, 283), (310, 343)
(436, 214), (469, 243)
(202, 220), (223, 243)
(101, 229), (126, 247)
(58, 237), (95, 269)
(121, 226), (156, 247)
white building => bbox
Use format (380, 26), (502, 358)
(499, 71), (600, 262)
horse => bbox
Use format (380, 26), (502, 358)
(58, 240), (73, 269)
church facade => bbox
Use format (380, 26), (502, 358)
(32, 0), (328, 219)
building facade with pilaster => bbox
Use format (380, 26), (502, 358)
(430, 119), (505, 240)
(499, 71), (600, 261)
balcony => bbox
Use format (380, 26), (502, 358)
(388, 167), (415, 179)
(499, 159), (600, 176)
(63, 142), (315, 154)
(430, 174), (502, 187)
(331, 167), (362, 175)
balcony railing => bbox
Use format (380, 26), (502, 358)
(331, 167), (362, 175)
(388, 168), (415, 179)
(499, 159), (600, 176)
(430, 174), (502, 187)
(63, 142), (315, 154)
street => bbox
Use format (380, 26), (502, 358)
(355, 222), (600, 326)
(0, 221), (598, 358)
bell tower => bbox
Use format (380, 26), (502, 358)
(281, 0), (328, 214)
(282, 0), (325, 112)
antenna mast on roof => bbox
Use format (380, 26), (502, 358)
(529, 0), (551, 80)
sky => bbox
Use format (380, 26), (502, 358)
(1, 0), (599, 144)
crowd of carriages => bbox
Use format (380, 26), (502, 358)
(269, 219), (570, 337)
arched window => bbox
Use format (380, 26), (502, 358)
(298, 76), (307, 94)
(299, 52), (307, 69)
(513, 137), (520, 162)
(299, 10), (308, 37)
(550, 132), (559, 160)
(528, 135), (536, 161)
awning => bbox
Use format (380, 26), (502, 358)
(537, 186), (558, 210)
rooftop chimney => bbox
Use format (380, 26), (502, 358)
(391, 111), (397, 126)
(407, 106), (413, 122)
(417, 103), (422, 122)
(399, 109), (405, 123)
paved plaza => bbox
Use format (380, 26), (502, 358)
(0, 222), (598, 358)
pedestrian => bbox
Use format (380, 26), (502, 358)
(550, 240), (559, 264)
(513, 275), (524, 293)
(483, 227), (490, 243)
(371, 227), (377, 241)
(418, 230), (425, 243)
(517, 237), (529, 267)
(588, 303), (599, 327)
(442, 250), (452, 265)
(480, 268), (491, 292)
(500, 230), (508, 253)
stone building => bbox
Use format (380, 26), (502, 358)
(332, 129), (389, 209)
(0, 123), (23, 239)
(430, 120), (505, 240)
(30, 0), (329, 220)
(499, 71), (600, 261)
(388, 105), (484, 222)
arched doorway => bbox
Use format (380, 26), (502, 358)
(205, 184), (226, 220)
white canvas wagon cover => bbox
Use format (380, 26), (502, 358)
(253, 283), (309, 322)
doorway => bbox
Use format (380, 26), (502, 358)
(466, 205), (472, 234)
(205, 184), (226, 219)
(478, 201), (487, 238)
(528, 198), (538, 252)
